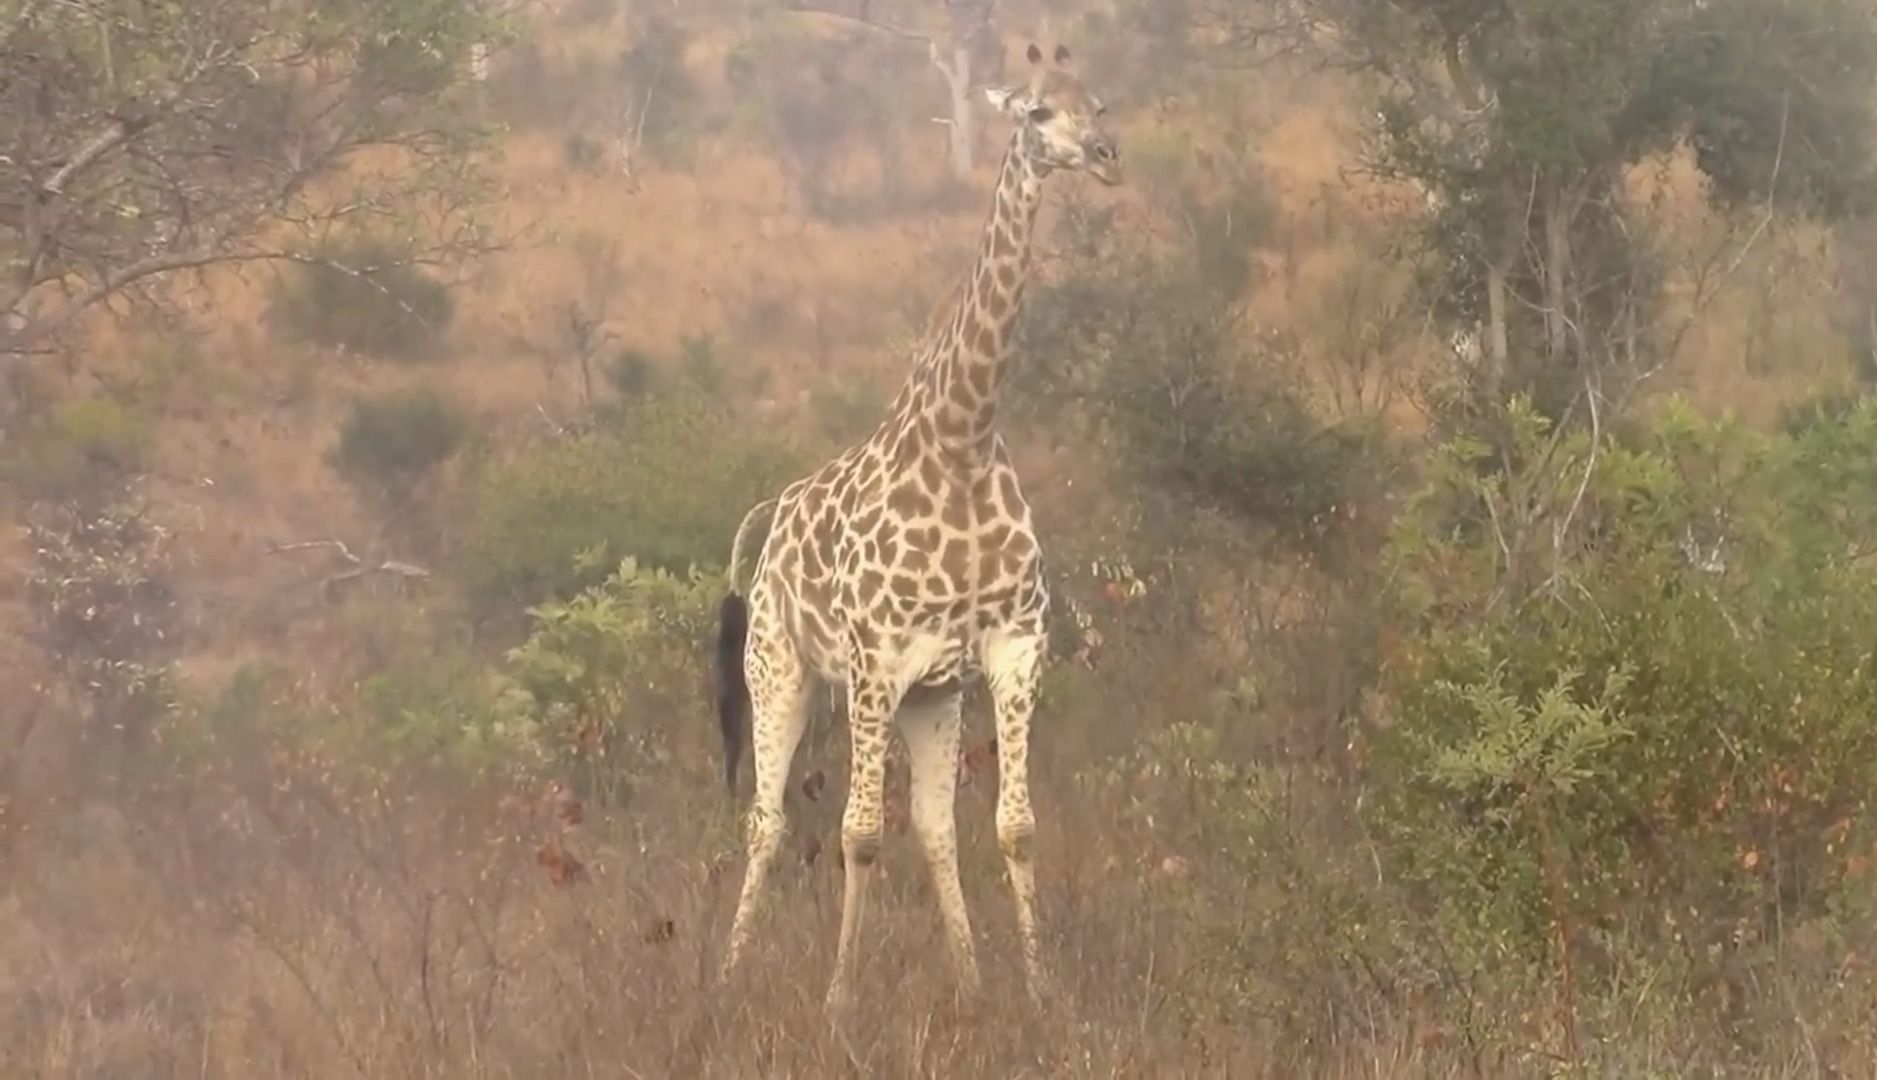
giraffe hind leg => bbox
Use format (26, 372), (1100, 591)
(720, 618), (812, 982)
(984, 628), (1049, 1003)
(827, 666), (897, 1016)
(900, 686), (981, 998)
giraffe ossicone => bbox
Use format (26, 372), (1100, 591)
(712, 39), (1122, 1013)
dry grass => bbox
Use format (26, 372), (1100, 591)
(0, 712), (1416, 1080)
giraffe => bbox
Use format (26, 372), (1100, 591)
(712, 42), (1121, 1015)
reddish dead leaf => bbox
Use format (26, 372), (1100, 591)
(801, 769), (827, 802)
(535, 840), (585, 887)
(884, 790), (910, 835)
(1740, 849), (1760, 871)
(555, 792), (585, 828)
(575, 717), (601, 750)
(958, 739), (997, 787)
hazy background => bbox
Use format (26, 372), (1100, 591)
(4, 0), (1877, 1075)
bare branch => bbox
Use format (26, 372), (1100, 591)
(40, 112), (156, 196)
(789, 2), (931, 44)
(7, 236), (501, 354)
(267, 538), (432, 590)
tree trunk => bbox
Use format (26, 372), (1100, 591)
(1485, 174), (1521, 398)
(944, 46), (975, 178)
(1541, 173), (1574, 368)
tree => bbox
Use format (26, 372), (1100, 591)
(1209, 0), (1877, 421)
(788, 0), (1005, 179)
(0, 0), (508, 364)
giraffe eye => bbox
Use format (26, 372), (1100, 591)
(1028, 106), (1054, 124)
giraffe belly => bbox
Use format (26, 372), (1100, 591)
(892, 626), (981, 692)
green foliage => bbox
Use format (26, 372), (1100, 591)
(497, 557), (718, 804)
(561, 130), (607, 173)
(267, 239), (456, 359)
(1340, 0), (1877, 412)
(1, 396), (151, 501)
(1018, 240), (1376, 549)
(460, 388), (798, 609)
(328, 389), (472, 503)
(605, 347), (657, 399)
(1639, 0), (1877, 219)
(0, 0), (502, 356)
(355, 653), (530, 771)
(1375, 396), (1877, 1002)
(348, 0), (507, 98)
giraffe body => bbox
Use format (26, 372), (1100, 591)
(714, 42), (1120, 1013)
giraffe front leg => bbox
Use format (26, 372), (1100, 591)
(899, 688), (981, 999)
(827, 670), (895, 1018)
(984, 628), (1049, 1004)
(721, 627), (811, 983)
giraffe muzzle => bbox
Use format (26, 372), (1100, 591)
(1086, 138), (1123, 186)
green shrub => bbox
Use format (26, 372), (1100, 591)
(604, 347), (657, 399)
(497, 557), (718, 804)
(459, 388), (798, 609)
(356, 652), (525, 770)
(562, 130), (607, 173)
(328, 389), (471, 502)
(1373, 397), (1877, 1017)
(1, 396), (151, 501)
(1018, 252), (1377, 549)
(267, 240), (456, 359)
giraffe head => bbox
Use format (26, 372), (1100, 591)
(984, 43), (1121, 186)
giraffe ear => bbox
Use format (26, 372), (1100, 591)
(1026, 42), (1043, 65)
(1053, 44), (1072, 66)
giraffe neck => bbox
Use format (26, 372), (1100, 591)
(907, 126), (1047, 462)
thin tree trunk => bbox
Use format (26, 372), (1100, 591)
(944, 46), (975, 178)
(1541, 174), (1574, 368)
(1486, 176), (1520, 398)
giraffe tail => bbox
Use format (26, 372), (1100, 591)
(714, 591), (751, 797)
(715, 496), (777, 797)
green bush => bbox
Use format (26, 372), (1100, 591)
(562, 130), (607, 173)
(497, 557), (718, 804)
(1018, 252), (1378, 550)
(604, 347), (657, 399)
(328, 389), (471, 503)
(459, 388), (798, 609)
(1, 396), (151, 501)
(267, 240), (456, 359)
(1372, 397), (1877, 1017)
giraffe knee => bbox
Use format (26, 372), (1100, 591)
(842, 827), (882, 867)
(996, 817), (1034, 863)
(745, 808), (788, 851)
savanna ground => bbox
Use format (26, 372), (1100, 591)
(6, 0), (1877, 1076)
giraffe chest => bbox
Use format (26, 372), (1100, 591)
(763, 452), (1045, 687)
(846, 467), (1041, 610)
